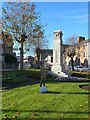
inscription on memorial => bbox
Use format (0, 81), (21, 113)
(55, 51), (58, 63)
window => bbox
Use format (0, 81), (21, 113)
(83, 52), (85, 57)
(51, 56), (53, 63)
(56, 34), (57, 37)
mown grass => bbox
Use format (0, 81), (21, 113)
(2, 70), (26, 82)
(2, 83), (90, 119)
(2, 69), (90, 83)
(2, 69), (41, 82)
(1, 69), (90, 119)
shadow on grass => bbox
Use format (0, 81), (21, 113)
(2, 78), (40, 90)
(42, 91), (90, 94)
(2, 109), (90, 114)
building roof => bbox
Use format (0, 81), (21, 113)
(41, 44), (69, 53)
(78, 39), (90, 45)
(72, 39), (90, 47)
(65, 39), (90, 52)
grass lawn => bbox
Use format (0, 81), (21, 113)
(2, 69), (41, 82)
(1, 69), (90, 119)
(2, 83), (90, 119)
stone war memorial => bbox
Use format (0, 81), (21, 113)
(40, 29), (87, 89)
(51, 30), (68, 77)
(49, 30), (86, 82)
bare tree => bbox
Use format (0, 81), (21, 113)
(65, 35), (77, 71)
(2, 2), (45, 70)
(33, 24), (48, 68)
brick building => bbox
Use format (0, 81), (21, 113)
(2, 32), (13, 55)
(1, 32), (18, 70)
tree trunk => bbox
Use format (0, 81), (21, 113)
(37, 54), (40, 69)
(2, 33), (5, 70)
(36, 48), (41, 69)
(37, 59), (40, 69)
(71, 57), (74, 71)
(20, 41), (23, 70)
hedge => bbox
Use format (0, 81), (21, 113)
(4, 54), (18, 63)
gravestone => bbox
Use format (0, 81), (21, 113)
(51, 30), (68, 77)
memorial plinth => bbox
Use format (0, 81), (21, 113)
(51, 30), (68, 77)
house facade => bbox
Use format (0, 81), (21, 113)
(2, 32), (13, 64)
(38, 45), (69, 66)
(2, 32), (13, 55)
(64, 37), (90, 67)
(40, 49), (53, 65)
(37, 37), (90, 68)
(1, 32), (18, 70)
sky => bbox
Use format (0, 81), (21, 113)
(34, 2), (88, 49)
(1, 2), (88, 57)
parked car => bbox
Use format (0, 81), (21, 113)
(83, 67), (90, 72)
(74, 65), (90, 72)
(74, 65), (85, 72)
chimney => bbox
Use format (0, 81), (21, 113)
(78, 36), (85, 43)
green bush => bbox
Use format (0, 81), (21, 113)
(27, 70), (41, 79)
(71, 72), (90, 79)
(5, 54), (18, 63)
